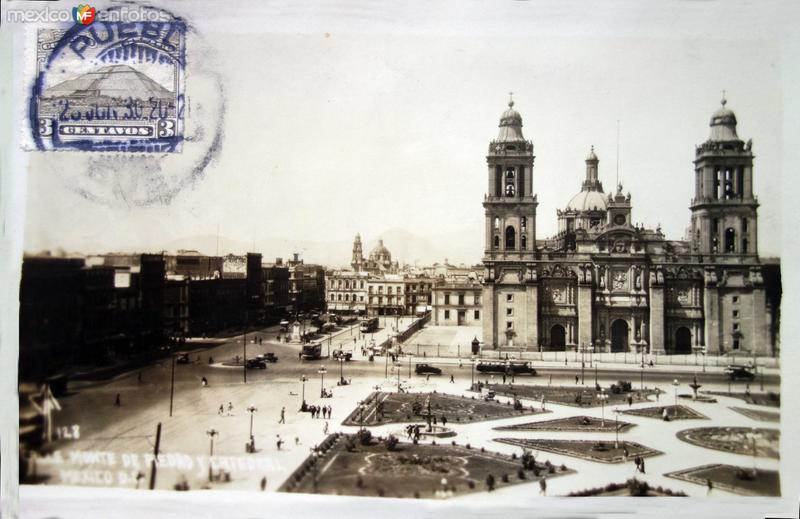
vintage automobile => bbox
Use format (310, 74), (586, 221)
(724, 365), (756, 380)
(256, 353), (278, 363)
(332, 349), (353, 361)
(245, 358), (267, 369)
(415, 363), (442, 375)
(175, 353), (190, 364)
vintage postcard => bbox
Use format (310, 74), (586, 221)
(1, 1), (798, 518)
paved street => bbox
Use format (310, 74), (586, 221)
(34, 317), (781, 497)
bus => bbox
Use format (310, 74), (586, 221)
(360, 317), (379, 333)
(301, 343), (322, 360)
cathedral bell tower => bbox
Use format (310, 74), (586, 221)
(482, 95), (539, 350)
(690, 96), (758, 259)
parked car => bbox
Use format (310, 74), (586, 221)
(246, 359), (267, 369)
(175, 353), (190, 364)
(256, 353), (278, 363)
(724, 365), (755, 380)
(415, 363), (442, 375)
(332, 350), (353, 361)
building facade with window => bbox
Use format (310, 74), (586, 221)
(481, 97), (780, 356)
(366, 275), (406, 316)
(326, 270), (369, 314)
(432, 279), (483, 326)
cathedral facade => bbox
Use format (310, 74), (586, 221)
(481, 97), (780, 357)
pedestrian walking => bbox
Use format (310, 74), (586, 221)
(201, 376), (208, 387)
(656, 391), (660, 402)
(441, 415), (447, 427)
(627, 395), (633, 407)
(114, 393), (121, 407)
(295, 437), (300, 446)
(260, 476), (267, 491)
(706, 478), (713, 496)
(298, 351), (302, 361)
(450, 375), (455, 383)
(328, 405), (333, 418)
(276, 435), (283, 451)
(459, 360), (463, 368)
(540, 396), (546, 411)
(279, 407), (286, 424)
(502, 374), (507, 384)
(640, 457), (646, 474)
(575, 375), (579, 385)
(622, 446), (629, 460)
(218, 404), (224, 415)
(323, 421), (329, 434)
(227, 402), (233, 416)
(539, 476), (547, 495)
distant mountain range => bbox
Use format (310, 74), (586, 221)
(29, 228), (483, 267)
(159, 228), (483, 267)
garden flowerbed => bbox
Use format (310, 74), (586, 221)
(621, 405), (708, 421)
(676, 427), (779, 459)
(494, 438), (662, 464)
(494, 415), (635, 433)
(665, 463), (780, 496)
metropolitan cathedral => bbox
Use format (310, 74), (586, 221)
(481, 96), (780, 356)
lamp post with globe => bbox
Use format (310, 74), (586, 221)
(597, 388), (608, 427)
(318, 366), (327, 398)
(671, 379), (680, 417)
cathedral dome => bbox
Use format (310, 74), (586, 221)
(708, 97), (739, 142)
(369, 239), (392, 262)
(566, 190), (607, 212)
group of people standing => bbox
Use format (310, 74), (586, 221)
(308, 404), (332, 419)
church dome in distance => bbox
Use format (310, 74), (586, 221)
(566, 190), (607, 212)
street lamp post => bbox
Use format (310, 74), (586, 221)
(749, 427), (758, 477)
(471, 356), (476, 390)
(598, 389), (608, 427)
(247, 405), (257, 437)
(614, 408), (621, 449)
(339, 357), (345, 385)
(408, 353), (413, 379)
(358, 402), (366, 432)
(672, 379), (680, 417)
(206, 428), (218, 482)
(318, 366), (327, 398)
(396, 361), (402, 392)
(300, 375), (308, 407)
(640, 360), (645, 390)
(169, 354), (176, 417)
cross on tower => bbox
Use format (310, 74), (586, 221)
(721, 89), (727, 106)
(508, 91), (514, 107)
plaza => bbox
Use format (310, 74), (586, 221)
(24, 316), (782, 498)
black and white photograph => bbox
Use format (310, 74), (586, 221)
(1, 1), (799, 518)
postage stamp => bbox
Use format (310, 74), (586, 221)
(30, 7), (186, 152)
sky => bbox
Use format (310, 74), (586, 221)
(19, 0), (789, 263)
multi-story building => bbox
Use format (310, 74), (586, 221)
(432, 278), (483, 326)
(481, 96), (780, 356)
(326, 270), (369, 314)
(263, 258), (290, 323)
(287, 254), (326, 312)
(402, 275), (434, 316)
(366, 275), (406, 316)
(164, 276), (190, 339)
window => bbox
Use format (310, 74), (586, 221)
(506, 308), (513, 316)
(732, 296), (739, 304)
(733, 338), (740, 350)
(474, 310), (480, 319)
(506, 294), (514, 303)
(444, 310), (450, 319)
(360, 281), (364, 289)
(733, 323), (739, 331)
(725, 228), (736, 253)
(506, 321), (513, 330)
(521, 235), (527, 250)
(494, 217), (500, 230)
(733, 310), (739, 318)
(505, 183), (516, 196)
(505, 226), (516, 249)
(493, 235), (500, 249)
(338, 294), (342, 301)
(444, 294), (450, 305)
(388, 287), (393, 294)
(504, 169), (516, 197)
(742, 218), (748, 232)
(742, 239), (748, 253)
(521, 216), (527, 229)
(458, 293), (465, 305)
(360, 296), (364, 302)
